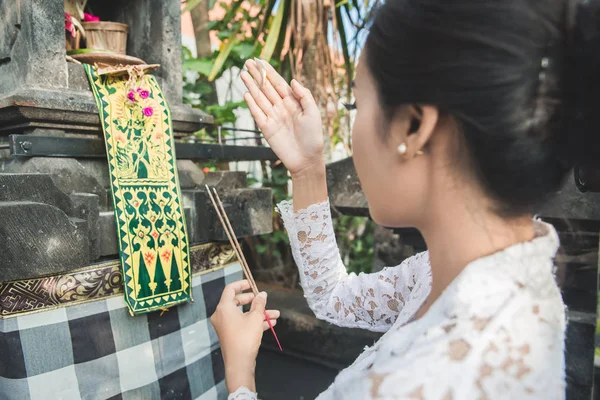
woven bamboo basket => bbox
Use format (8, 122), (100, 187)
(65, 30), (82, 51)
(81, 21), (129, 54)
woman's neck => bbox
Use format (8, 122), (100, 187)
(415, 193), (534, 317)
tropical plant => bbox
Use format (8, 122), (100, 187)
(182, 0), (383, 283)
(183, 0), (382, 157)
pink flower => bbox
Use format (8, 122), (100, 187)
(202, 167), (210, 173)
(127, 91), (136, 102)
(84, 13), (100, 22)
(65, 13), (76, 37)
(143, 107), (153, 117)
(139, 90), (149, 99)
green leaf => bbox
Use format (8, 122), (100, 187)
(195, 80), (214, 95)
(182, 46), (194, 60)
(234, 42), (255, 59)
(183, 58), (214, 77)
(67, 48), (113, 55)
(208, 37), (238, 81)
(257, 0), (276, 34)
(206, 20), (219, 30)
(182, 0), (203, 14)
(216, 29), (233, 40)
(336, 3), (353, 95)
(256, 244), (269, 254)
(260, 1), (285, 61)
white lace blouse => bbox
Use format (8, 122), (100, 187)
(228, 200), (566, 400)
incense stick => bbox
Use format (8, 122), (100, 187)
(205, 187), (259, 296)
(205, 185), (283, 352)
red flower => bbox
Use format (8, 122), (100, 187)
(162, 250), (171, 262)
(139, 232), (144, 238)
(151, 217), (156, 222)
(84, 13), (100, 22)
(133, 201), (139, 207)
(143, 107), (154, 117)
(151, 231), (159, 239)
(140, 90), (150, 99)
(202, 167), (210, 174)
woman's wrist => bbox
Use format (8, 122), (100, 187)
(225, 361), (256, 393)
(290, 161), (328, 211)
(290, 159), (326, 182)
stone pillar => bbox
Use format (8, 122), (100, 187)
(0, 0), (68, 93)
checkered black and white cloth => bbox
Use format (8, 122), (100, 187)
(0, 264), (243, 400)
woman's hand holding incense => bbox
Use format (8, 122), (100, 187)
(210, 280), (280, 394)
(242, 59), (328, 211)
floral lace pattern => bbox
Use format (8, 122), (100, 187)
(228, 387), (257, 400)
(277, 199), (432, 332)
(228, 201), (566, 400)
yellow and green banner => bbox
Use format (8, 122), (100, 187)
(84, 64), (192, 315)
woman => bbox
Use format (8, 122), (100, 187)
(209, 0), (594, 398)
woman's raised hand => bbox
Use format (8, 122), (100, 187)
(241, 59), (324, 177)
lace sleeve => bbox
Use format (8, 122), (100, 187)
(227, 387), (257, 400)
(277, 199), (432, 332)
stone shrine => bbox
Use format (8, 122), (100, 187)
(0, 0), (273, 398)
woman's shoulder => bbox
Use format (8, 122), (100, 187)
(380, 251), (431, 275)
(369, 291), (565, 398)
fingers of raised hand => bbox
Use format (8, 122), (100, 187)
(291, 79), (318, 114)
(243, 92), (267, 126)
(241, 70), (273, 117)
(260, 60), (295, 99)
(246, 60), (283, 106)
(247, 59), (302, 113)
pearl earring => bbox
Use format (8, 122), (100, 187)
(398, 143), (407, 155)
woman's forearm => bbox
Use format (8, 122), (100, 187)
(225, 362), (256, 393)
(290, 161), (328, 211)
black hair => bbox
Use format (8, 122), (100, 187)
(365, 0), (600, 216)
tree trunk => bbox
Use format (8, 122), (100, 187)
(296, 0), (334, 162)
(190, 2), (228, 169)
(189, 1), (218, 106)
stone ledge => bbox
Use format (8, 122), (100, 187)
(0, 88), (212, 137)
(326, 156), (600, 221)
(257, 282), (382, 369)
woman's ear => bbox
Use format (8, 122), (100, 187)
(405, 105), (438, 157)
